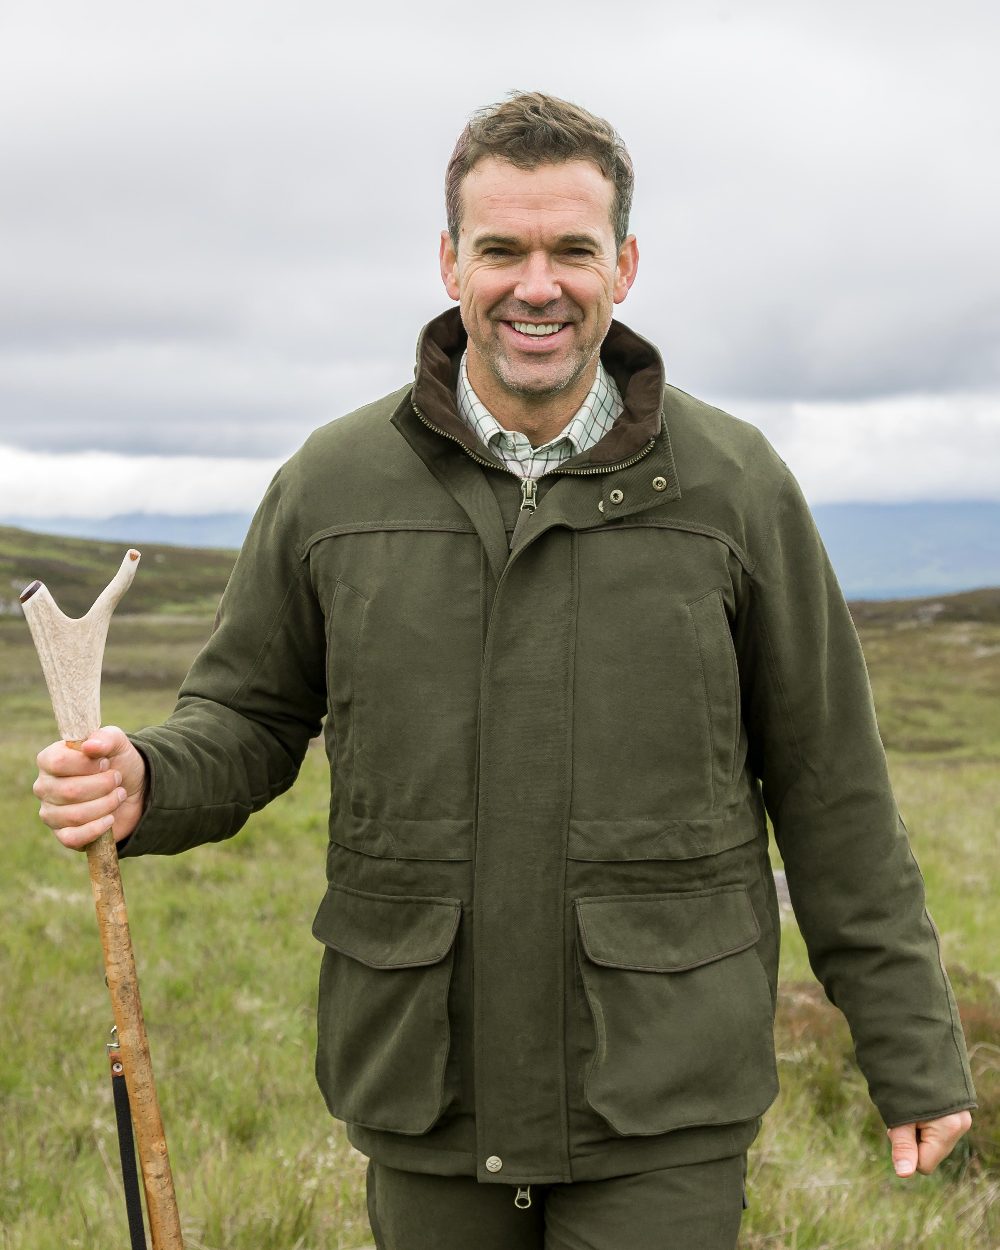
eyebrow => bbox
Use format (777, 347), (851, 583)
(471, 232), (603, 251)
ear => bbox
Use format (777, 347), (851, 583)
(440, 230), (461, 301)
(613, 235), (639, 304)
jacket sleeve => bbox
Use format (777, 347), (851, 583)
(119, 463), (327, 857)
(736, 467), (976, 1128)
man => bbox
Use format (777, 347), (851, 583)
(34, 92), (975, 1249)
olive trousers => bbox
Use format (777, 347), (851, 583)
(366, 1154), (748, 1250)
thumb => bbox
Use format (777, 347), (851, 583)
(79, 725), (131, 760)
(887, 1124), (919, 1177)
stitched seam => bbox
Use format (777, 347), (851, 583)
(687, 587), (741, 793)
(689, 599), (717, 809)
(584, 517), (752, 571)
(918, 884), (977, 1101)
(301, 520), (476, 558)
(753, 587), (805, 821)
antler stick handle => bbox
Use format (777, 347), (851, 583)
(21, 551), (184, 1250)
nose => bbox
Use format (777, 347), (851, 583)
(513, 251), (561, 308)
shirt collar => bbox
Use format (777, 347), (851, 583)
(456, 351), (622, 457)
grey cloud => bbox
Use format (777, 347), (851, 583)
(1, 0), (999, 467)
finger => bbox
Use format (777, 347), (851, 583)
(79, 726), (131, 760)
(34, 768), (123, 806)
(887, 1124), (919, 1178)
(36, 741), (109, 780)
(53, 812), (118, 851)
(916, 1114), (972, 1175)
(39, 786), (127, 832)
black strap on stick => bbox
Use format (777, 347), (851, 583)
(108, 1027), (149, 1250)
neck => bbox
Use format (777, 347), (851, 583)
(466, 350), (599, 447)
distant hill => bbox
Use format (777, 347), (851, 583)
(10, 500), (998, 599)
(3, 512), (251, 552)
(0, 525), (235, 618)
(2, 521), (999, 627)
(811, 502), (1000, 599)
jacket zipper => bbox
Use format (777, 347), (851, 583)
(509, 478), (538, 550)
(410, 398), (657, 554)
(514, 1186), (532, 1210)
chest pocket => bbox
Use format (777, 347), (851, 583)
(687, 588), (742, 795)
(326, 577), (368, 767)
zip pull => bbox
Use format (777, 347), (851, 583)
(509, 477), (539, 551)
(514, 1186), (532, 1210)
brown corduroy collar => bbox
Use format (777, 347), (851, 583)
(409, 308), (666, 471)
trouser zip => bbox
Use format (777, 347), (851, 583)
(514, 1185), (532, 1210)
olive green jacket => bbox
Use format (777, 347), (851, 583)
(122, 309), (976, 1184)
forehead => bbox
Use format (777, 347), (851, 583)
(459, 157), (615, 241)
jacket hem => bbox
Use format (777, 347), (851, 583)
(346, 1118), (763, 1183)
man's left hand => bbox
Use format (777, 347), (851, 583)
(887, 1111), (973, 1177)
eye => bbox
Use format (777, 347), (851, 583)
(563, 247), (595, 258)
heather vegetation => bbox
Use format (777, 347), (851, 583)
(0, 532), (996, 1248)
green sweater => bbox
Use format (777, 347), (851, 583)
(122, 309), (976, 1184)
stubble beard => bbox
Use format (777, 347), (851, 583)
(481, 330), (599, 403)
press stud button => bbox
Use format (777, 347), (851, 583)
(486, 1155), (503, 1173)
(597, 500), (605, 513)
(652, 476), (668, 491)
(609, 488), (624, 504)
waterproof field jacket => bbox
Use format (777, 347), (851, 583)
(122, 309), (976, 1184)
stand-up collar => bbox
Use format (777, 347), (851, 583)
(410, 308), (666, 470)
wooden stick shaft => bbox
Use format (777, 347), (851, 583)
(21, 555), (184, 1248)
(86, 828), (184, 1250)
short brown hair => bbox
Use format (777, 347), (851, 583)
(445, 91), (634, 249)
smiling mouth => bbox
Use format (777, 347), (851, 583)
(507, 321), (568, 338)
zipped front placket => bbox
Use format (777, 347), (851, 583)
(510, 478), (538, 550)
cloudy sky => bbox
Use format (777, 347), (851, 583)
(2, 0), (998, 522)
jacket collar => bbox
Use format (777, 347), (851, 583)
(394, 309), (681, 542)
(410, 307), (667, 470)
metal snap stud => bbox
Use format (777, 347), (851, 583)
(652, 476), (668, 491)
(486, 1155), (503, 1173)
(597, 500), (605, 513)
(609, 488), (624, 505)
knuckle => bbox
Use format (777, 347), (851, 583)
(65, 779), (87, 803)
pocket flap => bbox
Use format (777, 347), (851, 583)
(312, 882), (461, 968)
(576, 886), (760, 972)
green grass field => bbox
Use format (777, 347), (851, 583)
(0, 538), (997, 1248)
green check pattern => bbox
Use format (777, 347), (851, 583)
(457, 349), (623, 479)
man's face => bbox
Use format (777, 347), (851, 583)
(439, 158), (638, 404)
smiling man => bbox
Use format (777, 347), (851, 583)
(34, 93), (975, 1249)
(440, 155), (638, 445)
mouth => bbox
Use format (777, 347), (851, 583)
(502, 320), (571, 348)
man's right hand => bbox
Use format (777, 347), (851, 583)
(34, 726), (147, 849)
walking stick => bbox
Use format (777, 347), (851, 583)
(21, 550), (184, 1250)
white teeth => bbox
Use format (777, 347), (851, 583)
(512, 322), (565, 336)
